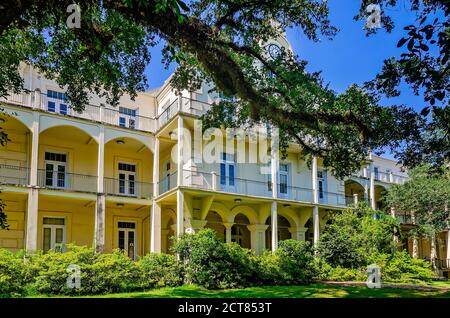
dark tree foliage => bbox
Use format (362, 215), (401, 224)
(355, 1), (449, 168)
(0, 0), (425, 179)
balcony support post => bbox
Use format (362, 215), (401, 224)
(94, 126), (105, 252)
(270, 135), (279, 252)
(369, 155), (376, 210)
(29, 113), (39, 186)
(312, 155), (320, 248)
(176, 190), (184, 237)
(150, 202), (161, 253)
(177, 116), (183, 187)
(223, 223), (233, 243)
(94, 194), (106, 252)
(247, 224), (268, 255)
(25, 188), (38, 252)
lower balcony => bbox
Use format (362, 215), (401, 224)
(0, 164), (30, 186)
(104, 177), (153, 199)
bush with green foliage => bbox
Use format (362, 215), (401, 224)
(137, 253), (182, 288)
(172, 229), (261, 289)
(275, 240), (317, 284)
(318, 205), (399, 268)
(0, 249), (28, 296)
(26, 245), (139, 295)
(368, 251), (435, 284)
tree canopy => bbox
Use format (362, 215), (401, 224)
(385, 165), (450, 239)
(0, 1), (448, 177)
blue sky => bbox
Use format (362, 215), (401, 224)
(145, 0), (426, 112)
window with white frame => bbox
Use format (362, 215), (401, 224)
(43, 217), (66, 252)
(47, 90), (68, 115)
(45, 152), (67, 188)
(118, 162), (136, 196)
(220, 153), (236, 191)
(119, 107), (137, 129)
(278, 163), (290, 198)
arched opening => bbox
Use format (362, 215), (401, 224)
(204, 211), (226, 242)
(344, 179), (366, 205)
(0, 113), (31, 185)
(374, 185), (387, 211)
(39, 125), (98, 192)
(265, 215), (292, 249)
(104, 137), (153, 198)
(161, 211), (176, 254)
(232, 213), (251, 249)
(304, 218), (314, 245)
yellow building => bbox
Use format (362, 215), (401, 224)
(0, 38), (448, 274)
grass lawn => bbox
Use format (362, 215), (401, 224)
(33, 282), (450, 298)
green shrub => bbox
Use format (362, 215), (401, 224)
(0, 249), (29, 296)
(368, 251), (435, 284)
(275, 240), (317, 284)
(137, 253), (182, 288)
(172, 229), (260, 289)
(26, 245), (139, 295)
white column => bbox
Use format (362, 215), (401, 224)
(94, 195), (105, 252)
(150, 202), (161, 253)
(150, 137), (161, 253)
(270, 130), (279, 251)
(353, 193), (359, 205)
(177, 116), (183, 186)
(223, 223), (233, 243)
(94, 127), (105, 252)
(176, 190), (184, 237)
(29, 113), (39, 186)
(312, 155), (320, 247)
(446, 230), (450, 261)
(247, 224), (268, 255)
(289, 226), (308, 241)
(25, 188), (38, 252)
(26, 113), (39, 252)
(411, 210), (419, 258)
(369, 162), (376, 210)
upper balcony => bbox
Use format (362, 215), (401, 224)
(0, 90), (157, 133)
(351, 168), (407, 185)
(157, 169), (349, 208)
(1, 90), (213, 134)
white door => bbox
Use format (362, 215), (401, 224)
(45, 152), (67, 188)
(118, 222), (137, 260)
(220, 153), (236, 192)
(118, 163), (136, 196)
(162, 160), (171, 192)
(43, 217), (66, 252)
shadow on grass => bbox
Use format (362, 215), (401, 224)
(96, 283), (450, 299)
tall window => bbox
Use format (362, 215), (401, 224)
(119, 107), (137, 129)
(45, 152), (67, 188)
(220, 153), (236, 191)
(118, 163), (136, 196)
(279, 163), (289, 198)
(374, 167), (379, 180)
(318, 170), (327, 203)
(43, 217), (66, 252)
(118, 221), (136, 260)
(47, 90), (68, 115)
